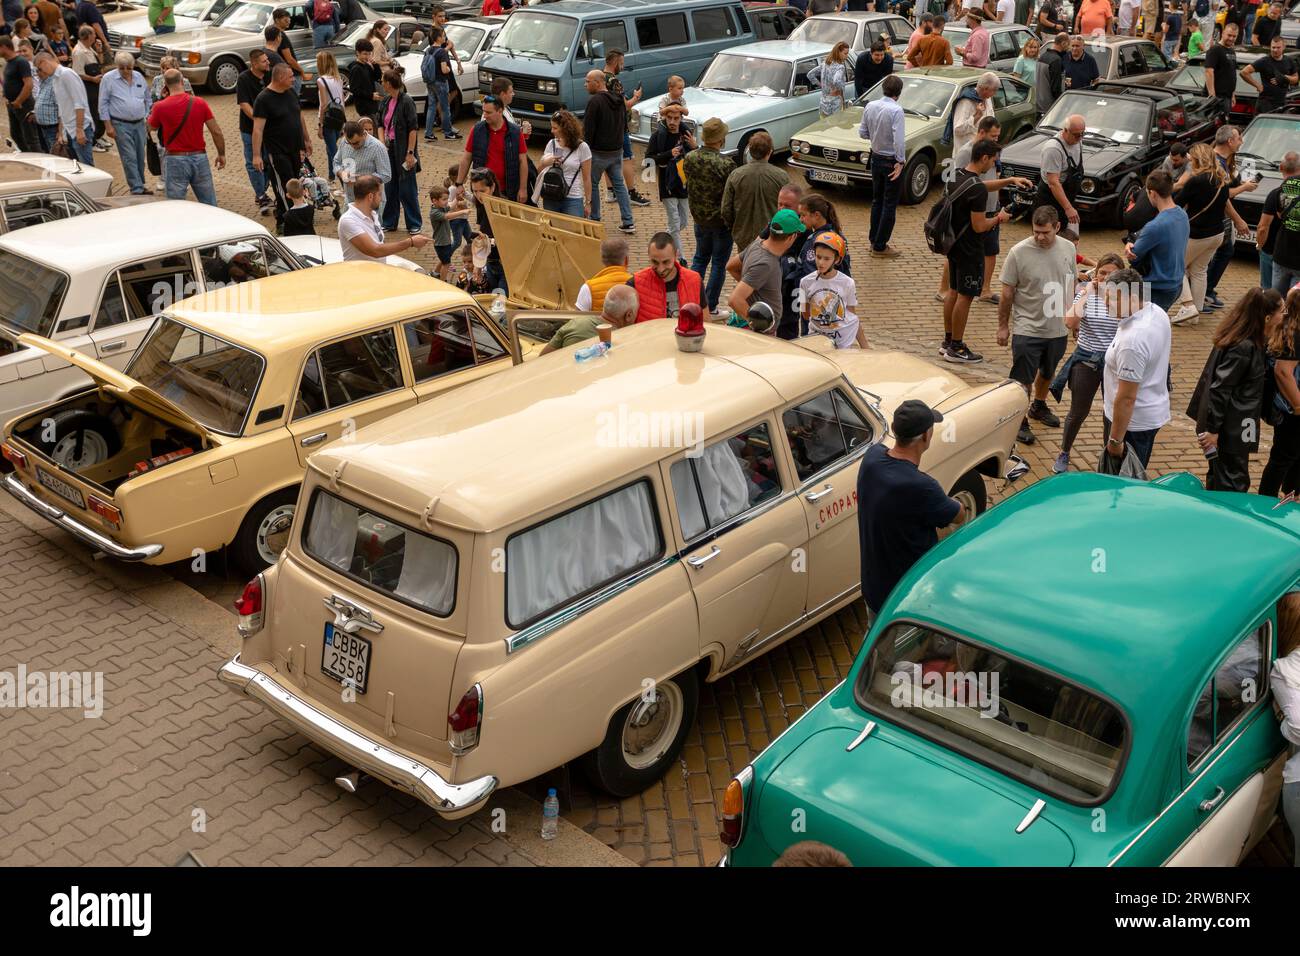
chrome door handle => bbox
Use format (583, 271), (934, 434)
(1197, 786), (1225, 812)
(300, 432), (328, 447)
(805, 484), (833, 502)
(686, 545), (721, 568)
(99, 340), (126, 353)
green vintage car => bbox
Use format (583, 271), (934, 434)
(787, 66), (1037, 206)
(722, 472), (1296, 867)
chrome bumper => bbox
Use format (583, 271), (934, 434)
(3, 473), (163, 561)
(1004, 454), (1030, 483)
(219, 655), (498, 817)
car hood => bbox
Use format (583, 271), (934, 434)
(154, 25), (248, 49)
(751, 707), (1077, 866)
(480, 195), (604, 309)
(801, 338), (969, 410)
(109, 13), (204, 37)
(795, 106), (936, 148)
(1231, 172), (1281, 218)
(637, 89), (782, 129)
(998, 131), (1140, 177)
(0, 154), (114, 197)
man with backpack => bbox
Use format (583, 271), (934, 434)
(311, 0), (338, 49)
(928, 138), (1030, 364)
(422, 26), (458, 141)
(1271, 167), (1300, 294)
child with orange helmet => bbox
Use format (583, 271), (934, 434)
(799, 231), (867, 349)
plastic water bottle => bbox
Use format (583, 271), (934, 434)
(490, 293), (508, 330)
(541, 788), (559, 840)
(574, 340), (611, 362)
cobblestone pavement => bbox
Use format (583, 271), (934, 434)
(3, 88), (1281, 866)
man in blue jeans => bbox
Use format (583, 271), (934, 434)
(1101, 268), (1171, 471)
(148, 70), (225, 205)
(1125, 169), (1188, 314)
(36, 52), (94, 164)
(683, 117), (735, 313)
(860, 71), (905, 258)
(235, 51), (271, 213)
(581, 70), (634, 233)
(98, 52), (152, 194)
(422, 26), (460, 140)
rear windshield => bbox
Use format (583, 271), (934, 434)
(791, 17), (855, 47)
(0, 249), (68, 337)
(303, 490), (458, 617)
(125, 317), (263, 436)
(855, 622), (1128, 803)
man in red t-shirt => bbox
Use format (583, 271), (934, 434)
(147, 69), (226, 205)
(454, 96), (528, 203)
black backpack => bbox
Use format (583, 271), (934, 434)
(540, 148), (579, 202)
(925, 175), (983, 255)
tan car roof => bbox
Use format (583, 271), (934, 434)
(308, 322), (844, 531)
(170, 261), (479, 354)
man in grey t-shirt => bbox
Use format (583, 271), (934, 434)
(726, 208), (807, 333)
(1036, 114), (1085, 238)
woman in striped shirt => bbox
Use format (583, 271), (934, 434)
(1051, 252), (1125, 473)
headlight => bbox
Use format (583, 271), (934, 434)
(628, 112), (640, 133)
(538, 80), (558, 94)
(1080, 178), (1096, 195)
(479, 70), (492, 85)
(862, 152), (871, 166)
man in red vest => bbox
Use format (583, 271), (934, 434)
(630, 232), (703, 323)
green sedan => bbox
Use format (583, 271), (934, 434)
(722, 472), (1295, 866)
(787, 66), (1037, 205)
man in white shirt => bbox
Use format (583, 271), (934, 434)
(951, 72), (999, 156)
(996, 0), (1016, 22)
(1101, 267), (1172, 470)
(1117, 0), (1140, 34)
(339, 175), (428, 262)
(859, 73), (906, 257)
(33, 51), (93, 164)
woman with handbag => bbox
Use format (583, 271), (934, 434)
(1187, 287), (1278, 493)
(315, 50), (345, 179)
(536, 109), (590, 218)
(377, 69), (421, 234)
(1261, 287), (1300, 498)
(1174, 144), (1234, 323)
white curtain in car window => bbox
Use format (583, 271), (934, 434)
(507, 483), (659, 625)
(307, 493), (359, 569)
(395, 531), (457, 615)
(696, 438), (752, 527)
(670, 459), (707, 540)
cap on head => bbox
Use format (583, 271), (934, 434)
(892, 400), (943, 442)
(769, 208), (807, 237)
(701, 116), (727, 145)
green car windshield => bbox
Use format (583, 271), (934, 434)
(858, 75), (953, 117)
(856, 622), (1128, 803)
(1042, 94), (1151, 145)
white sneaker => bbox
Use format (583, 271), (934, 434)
(1171, 305), (1199, 326)
(95, 137), (112, 149)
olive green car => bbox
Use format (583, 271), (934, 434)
(787, 66), (1037, 205)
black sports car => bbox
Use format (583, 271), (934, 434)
(997, 83), (1220, 228)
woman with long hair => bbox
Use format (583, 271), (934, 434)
(537, 108), (591, 218)
(378, 69), (422, 233)
(469, 168), (508, 295)
(1013, 36), (1039, 88)
(315, 50), (344, 179)
(809, 42), (850, 117)
(1187, 286), (1278, 492)
(367, 21), (394, 68)
(791, 194), (851, 336)
(1051, 252), (1127, 473)
(1174, 143), (1234, 322)
(1261, 287), (1300, 498)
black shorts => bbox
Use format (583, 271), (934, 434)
(947, 251), (984, 297)
(434, 243), (454, 265)
(982, 218), (1000, 257)
(1010, 334), (1068, 386)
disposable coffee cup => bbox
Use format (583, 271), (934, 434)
(597, 323), (613, 344)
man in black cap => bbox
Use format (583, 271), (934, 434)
(856, 400), (966, 616)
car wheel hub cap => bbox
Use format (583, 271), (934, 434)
(52, 431), (108, 470)
(217, 63), (239, 89)
(257, 505), (296, 564)
(913, 166), (928, 195)
(621, 681), (683, 770)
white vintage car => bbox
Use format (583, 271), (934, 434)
(628, 41), (854, 160)
(0, 202), (311, 431)
(398, 14), (508, 120)
(789, 11), (915, 54)
(105, 0), (237, 51)
(0, 145), (116, 199)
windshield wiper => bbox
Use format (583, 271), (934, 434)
(1038, 123), (1061, 133)
(900, 106), (928, 118)
(515, 48), (554, 62)
(1237, 149), (1277, 166)
(1082, 131), (1121, 145)
(710, 86), (753, 95)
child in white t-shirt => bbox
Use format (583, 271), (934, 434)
(799, 232), (866, 349)
(657, 75), (689, 116)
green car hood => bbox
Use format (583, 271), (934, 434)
(798, 107), (934, 150)
(748, 717), (1077, 866)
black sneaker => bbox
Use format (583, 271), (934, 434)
(627, 188), (651, 208)
(618, 223), (636, 234)
(939, 336), (952, 356)
(943, 341), (983, 364)
(444, 130), (462, 140)
(1028, 400), (1061, 427)
(1017, 423), (1036, 445)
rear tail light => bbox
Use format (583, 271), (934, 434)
(720, 768), (752, 848)
(87, 495), (121, 527)
(234, 573), (265, 638)
(448, 683), (483, 755)
(1, 443), (27, 470)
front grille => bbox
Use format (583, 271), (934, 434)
(107, 29), (126, 47)
(1001, 163), (1038, 184)
(498, 72), (538, 93)
(139, 43), (166, 68)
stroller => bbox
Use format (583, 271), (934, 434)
(298, 158), (341, 220)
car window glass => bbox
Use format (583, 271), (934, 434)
(1187, 625), (1267, 767)
(2, 193), (73, 230)
(316, 328), (402, 408)
(404, 312), (477, 382)
(993, 31), (1018, 59)
(637, 12), (688, 48)
(794, 57), (819, 92)
(578, 20), (628, 60)
(670, 423), (781, 540)
(1001, 78), (1028, 105)
(782, 387), (873, 482)
(692, 7), (737, 42)
(1138, 42), (1168, 71)
(93, 277), (130, 330)
(284, 4), (308, 29)
(889, 18), (912, 43)
(468, 312), (507, 362)
(199, 240), (270, 285)
(294, 351), (326, 419)
(1118, 46), (1144, 76)
(118, 254), (199, 320)
(992, 83), (1008, 109)
(506, 480), (662, 628)
(259, 238), (297, 276)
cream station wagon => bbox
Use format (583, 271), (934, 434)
(0, 263), (547, 572)
(218, 322), (1029, 816)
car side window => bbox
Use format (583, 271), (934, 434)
(992, 31), (1019, 60)
(1139, 42), (1169, 72)
(670, 422), (782, 540)
(637, 13), (689, 48)
(578, 20), (628, 61)
(259, 239), (297, 276)
(199, 240), (272, 285)
(794, 57), (819, 92)
(782, 388), (874, 482)
(93, 276), (130, 330)
(991, 83), (1009, 109)
(2, 193), (73, 230)
(284, 4), (308, 30)
(1118, 45), (1145, 77)
(116, 254), (199, 322)
(404, 312), (477, 381)
(1001, 78), (1028, 105)
(1186, 625), (1268, 767)
(468, 311), (507, 362)
(887, 18), (912, 43)
(314, 328), (403, 410)
(692, 7), (737, 42)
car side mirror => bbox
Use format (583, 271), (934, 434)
(793, 84), (809, 96)
(1162, 128), (1178, 140)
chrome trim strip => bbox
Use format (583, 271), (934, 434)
(1015, 798), (1045, 834)
(504, 555), (680, 654)
(3, 474), (163, 561)
(219, 655), (497, 815)
(846, 720), (876, 752)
